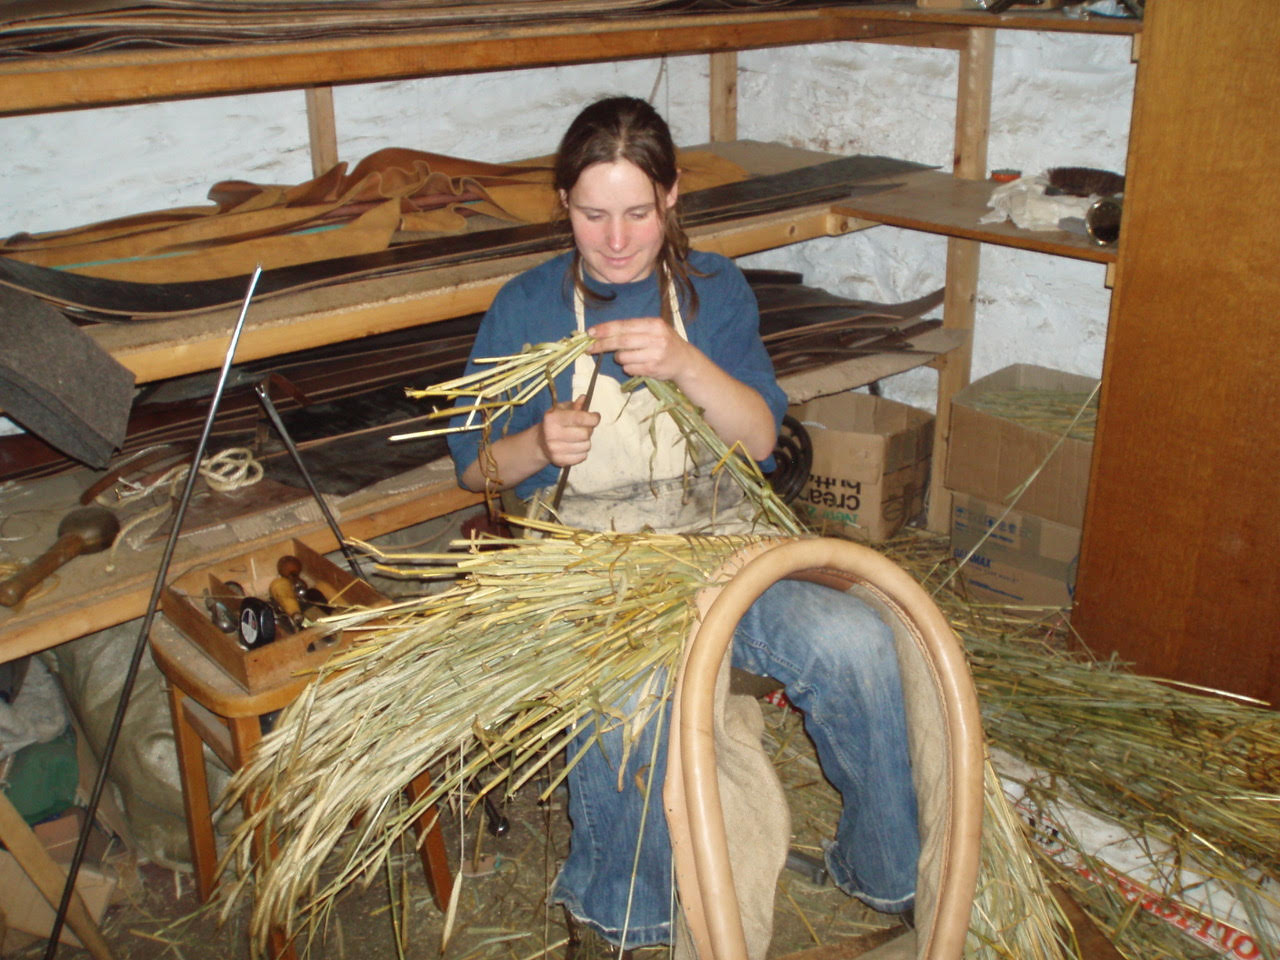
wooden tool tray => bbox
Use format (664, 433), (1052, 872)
(160, 538), (385, 693)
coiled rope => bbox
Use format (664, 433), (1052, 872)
(103, 447), (264, 571)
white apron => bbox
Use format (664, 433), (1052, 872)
(535, 275), (790, 960)
(530, 277), (763, 536)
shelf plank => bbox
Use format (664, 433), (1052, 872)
(832, 169), (1119, 263)
(847, 2), (1141, 34)
(87, 200), (850, 384)
(0, 459), (481, 663)
(0, 5), (1138, 116)
(779, 327), (967, 403)
(80, 139), (866, 385)
(0, 10), (948, 115)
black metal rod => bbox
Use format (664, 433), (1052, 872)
(43, 267), (263, 960)
(252, 383), (364, 579)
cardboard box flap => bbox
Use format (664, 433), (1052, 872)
(789, 391), (934, 542)
(945, 363), (1096, 528)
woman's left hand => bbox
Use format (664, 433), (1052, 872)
(587, 317), (693, 382)
(588, 315), (777, 462)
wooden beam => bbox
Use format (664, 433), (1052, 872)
(925, 25), (993, 533)
(0, 13), (957, 115)
(0, 793), (114, 960)
(709, 51), (738, 142)
(304, 86), (338, 177)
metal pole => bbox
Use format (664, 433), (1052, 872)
(43, 267), (263, 960)
(253, 382), (364, 579)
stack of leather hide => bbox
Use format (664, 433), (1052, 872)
(0, 272), (941, 492)
(0, 1), (878, 58)
(0, 148), (747, 286)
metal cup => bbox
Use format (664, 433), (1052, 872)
(1085, 194), (1123, 245)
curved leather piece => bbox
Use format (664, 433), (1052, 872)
(0, 154), (920, 320)
(665, 537), (984, 960)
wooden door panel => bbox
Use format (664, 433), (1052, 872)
(1072, 0), (1280, 706)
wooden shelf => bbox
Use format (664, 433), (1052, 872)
(0, 4), (1139, 116)
(0, 9), (1135, 650)
(0, 458), (480, 663)
(87, 198), (851, 386)
(82, 166), (1111, 388)
(76, 139), (871, 385)
(833, 169), (1119, 264)
(780, 326), (968, 403)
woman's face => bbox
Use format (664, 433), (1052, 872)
(561, 159), (678, 285)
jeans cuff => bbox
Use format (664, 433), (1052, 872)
(822, 842), (916, 915)
(553, 885), (672, 948)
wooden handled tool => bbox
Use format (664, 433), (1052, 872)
(0, 506), (120, 607)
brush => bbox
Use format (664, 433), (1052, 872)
(1046, 166), (1125, 198)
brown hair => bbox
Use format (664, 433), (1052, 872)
(554, 96), (697, 324)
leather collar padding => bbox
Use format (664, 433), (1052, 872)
(0, 284), (134, 467)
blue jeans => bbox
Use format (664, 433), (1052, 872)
(553, 579), (919, 946)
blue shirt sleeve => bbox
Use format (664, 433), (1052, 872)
(445, 257), (573, 494)
(683, 253), (789, 464)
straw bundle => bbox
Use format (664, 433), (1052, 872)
(880, 529), (1280, 960)
(396, 334), (805, 538)
(225, 334), (1271, 960)
(966, 388), (1097, 442)
(219, 335), (814, 950)
(218, 523), (775, 951)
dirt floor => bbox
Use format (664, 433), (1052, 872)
(11, 705), (907, 960)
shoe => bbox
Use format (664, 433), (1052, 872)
(563, 908), (634, 960)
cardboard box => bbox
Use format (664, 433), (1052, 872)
(0, 850), (117, 950)
(32, 808), (113, 865)
(945, 363), (1097, 529)
(949, 492), (1081, 608)
(789, 392), (933, 542)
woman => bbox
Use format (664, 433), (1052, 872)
(447, 96), (918, 952)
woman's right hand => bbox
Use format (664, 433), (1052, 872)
(539, 396), (600, 467)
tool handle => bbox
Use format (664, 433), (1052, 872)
(548, 353), (603, 514)
(0, 533), (88, 607)
(269, 576), (304, 624)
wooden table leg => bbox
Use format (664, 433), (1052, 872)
(407, 768), (453, 911)
(166, 682), (220, 902)
(229, 715), (299, 960)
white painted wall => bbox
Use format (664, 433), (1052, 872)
(0, 30), (1135, 417)
(734, 32), (1134, 407)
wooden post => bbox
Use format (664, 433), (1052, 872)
(709, 51), (738, 142)
(1073, 0), (1280, 705)
(304, 86), (339, 177)
(0, 793), (114, 960)
(925, 26), (994, 533)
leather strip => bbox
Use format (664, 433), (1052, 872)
(0, 2), (872, 59)
(0, 154), (925, 320)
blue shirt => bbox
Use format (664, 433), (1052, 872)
(447, 249), (787, 499)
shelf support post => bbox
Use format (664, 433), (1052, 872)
(926, 26), (994, 533)
(305, 85), (339, 177)
(709, 51), (738, 141)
